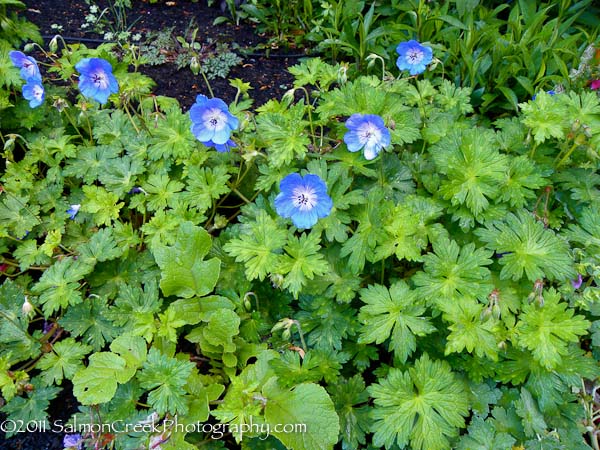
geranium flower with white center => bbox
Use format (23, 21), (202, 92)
(9, 50), (42, 82)
(275, 173), (333, 229)
(189, 94), (239, 152)
(343, 113), (391, 160)
(75, 57), (119, 104)
(22, 79), (45, 108)
(396, 40), (433, 76)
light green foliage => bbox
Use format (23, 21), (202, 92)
(137, 348), (194, 414)
(0, 378), (59, 438)
(3, 10), (600, 448)
(443, 300), (501, 360)
(276, 232), (329, 298)
(81, 185), (125, 226)
(519, 92), (568, 143)
(432, 128), (508, 220)
(373, 195), (445, 262)
(60, 296), (120, 351)
(72, 351), (130, 404)
(476, 211), (575, 282)
(515, 289), (590, 370)
(37, 338), (92, 385)
(148, 106), (197, 160)
(456, 416), (516, 450)
(0, 281), (39, 363)
(263, 380), (340, 450)
(412, 236), (493, 309)
(0, 194), (40, 238)
(183, 165), (231, 215)
(152, 221), (220, 298)
(256, 102), (311, 167)
(368, 354), (469, 450)
(329, 375), (371, 450)
(31, 257), (92, 316)
(224, 210), (287, 280)
(358, 282), (435, 363)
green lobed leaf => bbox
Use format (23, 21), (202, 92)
(137, 348), (195, 415)
(224, 210), (287, 280)
(72, 352), (128, 405)
(152, 221), (221, 298)
(368, 353), (469, 450)
(358, 282), (436, 363)
(263, 379), (340, 450)
(515, 288), (590, 369)
(476, 211), (575, 282)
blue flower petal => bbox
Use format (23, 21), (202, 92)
(10, 50), (42, 81)
(189, 95), (238, 150)
(343, 113), (390, 159)
(22, 80), (44, 108)
(75, 57), (119, 104)
(275, 173), (332, 229)
(396, 40), (433, 75)
(291, 209), (319, 229)
(274, 192), (297, 218)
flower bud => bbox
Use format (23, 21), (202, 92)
(23, 43), (35, 53)
(213, 214), (228, 230)
(190, 56), (200, 76)
(22, 296), (33, 315)
(49, 35), (59, 53)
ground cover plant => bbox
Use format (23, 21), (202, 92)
(2, 0), (600, 449)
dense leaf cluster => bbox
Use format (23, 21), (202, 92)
(1, 5), (600, 450)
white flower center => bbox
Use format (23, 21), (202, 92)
(292, 186), (317, 211)
(92, 71), (109, 89)
(358, 122), (382, 147)
(23, 61), (37, 78)
(406, 49), (424, 65)
(203, 108), (228, 131)
(32, 84), (44, 100)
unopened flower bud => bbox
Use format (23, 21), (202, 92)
(22, 296), (33, 315)
(270, 273), (284, 289)
(23, 43), (35, 53)
(190, 56), (200, 76)
(213, 214), (228, 230)
(49, 35), (59, 53)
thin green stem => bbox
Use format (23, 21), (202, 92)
(292, 320), (308, 353)
(62, 108), (87, 143)
(555, 142), (579, 168)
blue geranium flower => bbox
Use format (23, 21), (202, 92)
(75, 58), (119, 104)
(275, 173), (333, 229)
(344, 113), (391, 160)
(189, 94), (239, 152)
(63, 433), (83, 449)
(396, 40), (433, 75)
(22, 79), (45, 108)
(9, 51), (42, 81)
(532, 90), (556, 100)
(67, 204), (81, 220)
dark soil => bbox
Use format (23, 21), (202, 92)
(21, 0), (305, 109)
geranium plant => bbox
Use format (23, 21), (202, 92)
(1, 5), (600, 450)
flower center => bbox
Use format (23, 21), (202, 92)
(204, 108), (227, 131)
(32, 84), (44, 100)
(292, 186), (317, 211)
(406, 49), (424, 65)
(92, 71), (109, 89)
(358, 122), (382, 146)
(23, 61), (36, 77)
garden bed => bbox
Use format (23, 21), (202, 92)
(2, 1), (600, 450)
(23, 0), (300, 108)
